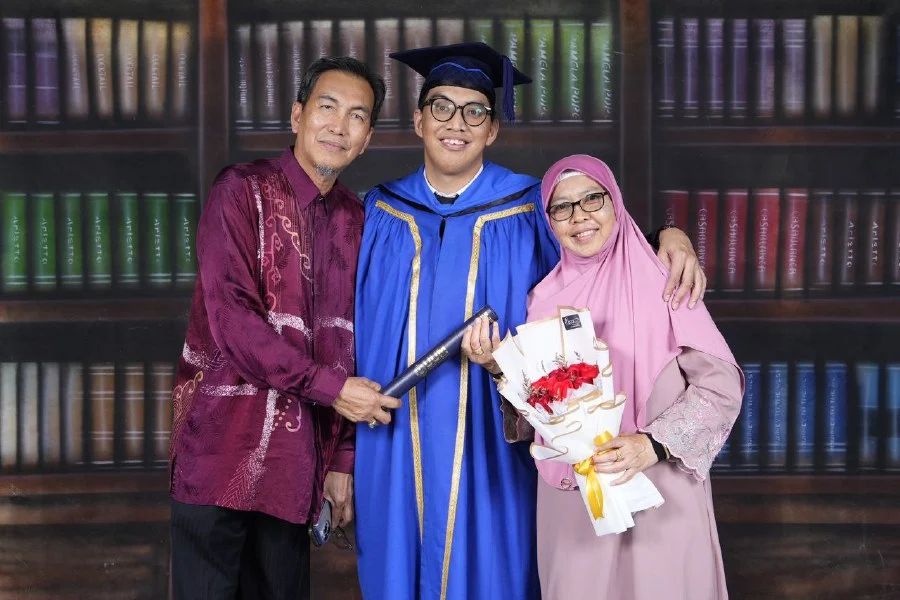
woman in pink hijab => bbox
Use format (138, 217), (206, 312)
(462, 154), (743, 599)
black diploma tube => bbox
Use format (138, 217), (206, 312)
(381, 305), (499, 398)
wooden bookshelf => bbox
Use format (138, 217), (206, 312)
(0, 298), (191, 323)
(706, 299), (900, 322)
(0, 129), (195, 154)
(657, 126), (900, 147)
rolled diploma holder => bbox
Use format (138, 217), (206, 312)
(381, 305), (498, 398)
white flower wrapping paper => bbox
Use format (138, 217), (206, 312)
(493, 307), (664, 536)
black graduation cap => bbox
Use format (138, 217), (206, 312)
(389, 42), (532, 122)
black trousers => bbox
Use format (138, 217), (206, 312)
(171, 498), (311, 600)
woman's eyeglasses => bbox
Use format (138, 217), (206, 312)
(547, 191), (610, 222)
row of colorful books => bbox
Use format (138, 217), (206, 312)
(0, 362), (173, 470)
(1, 17), (194, 128)
(659, 188), (900, 295)
(655, 15), (895, 122)
(232, 17), (616, 128)
(1, 191), (197, 293)
(714, 361), (900, 472)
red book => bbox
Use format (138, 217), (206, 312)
(861, 190), (886, 287)
(780, 189), (809, 294)
(810, 190), (834, 291)
(836, 190), (859, 289)
(660, 190), (689, 230)
(890, 190), (900, 287)
(723, 189), (749, 292)
(752, 189), (780, 293)
(693, 190), (719, 291)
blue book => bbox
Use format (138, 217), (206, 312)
(794, 362), (816, 470)
(767, 362), (788, 469)
(887, 364), (900, 470)
(856, 363), (880, 470)
(739, 363), (761, 469)
(713, 438), (731, 471)
(824, 362), (848, 470)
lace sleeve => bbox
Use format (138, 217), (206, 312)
(499, 398), (535, 443)
(643, 350), (742, 481)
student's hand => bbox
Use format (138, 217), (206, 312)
(461, 316), (502, 376)
(323, 471), (354, 527)
(333, 377), (401, 426)
(592, 433), (659, 485)
(657, 227), (706, 309)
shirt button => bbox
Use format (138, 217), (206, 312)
(560, 478), (573, 490)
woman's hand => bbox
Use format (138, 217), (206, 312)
(460, 316), (502, 375)
(592, 433), (659, 485)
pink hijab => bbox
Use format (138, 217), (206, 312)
(526, 155), (740, 486)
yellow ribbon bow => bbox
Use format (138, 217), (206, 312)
(573, 430), (614, 520)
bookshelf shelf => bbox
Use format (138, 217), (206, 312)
(657, 126), (900, 147)
(712, 474), (900, 495)
(0, 470), (166, 497)
(235, 124), (618, 153)
(0, 297), (191, 323)
(706, 299), (900, 322)
(0, 129), (196, 154)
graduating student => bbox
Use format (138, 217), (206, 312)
(353, 43), (707, 600)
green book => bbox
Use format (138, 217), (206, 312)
(560, 20), (586, 122)
(591, 20), (615, 122)
(60, 193), (83, 289)
(501, 20), (525, 120)
(117, 192), (140, 288)
(2, 192), (28, 292)
(530, 19), (555, 122)
(145, 193), (171, 288)
(173, 193), (197, 288)
(32, 193), (57, 290)
(470, 19), (493, 45)
(86, 192), (111, 289)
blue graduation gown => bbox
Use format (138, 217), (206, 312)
(354, 162), (560, 600)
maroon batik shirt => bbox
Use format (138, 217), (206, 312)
(170, 148), (361, 524)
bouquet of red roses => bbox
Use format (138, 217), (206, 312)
(493, 307), (664, 536)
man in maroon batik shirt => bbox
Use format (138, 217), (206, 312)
(169, 57), (400, 599)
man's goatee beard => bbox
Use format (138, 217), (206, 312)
(315, 164), (340, 179)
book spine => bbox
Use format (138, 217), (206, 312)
(0, 364), (17, 469)
(404, 19), (433, 114)
(752, 188), (780, 293)
(87, 192), (112, 289)
(2, 192), (28, 292)
(812, 16), (833, 120)
(281, 21), (304, 126)
(62, 18), (90, 120)
(767, 362), (788, 470)
(3, 19), (28, 123)
(32, 18), (60, 124)
(255, 23), (280, 129)
(501, 20), (526, 121)
(32, 192), (57, 291)
(310, 20), (333, 61)
(91, 19), (114, 120)
(145, 193), (172, 288)
(794, 362), (816, 470)
(824, 362), (847, 471)
(739, 362), (761, 469)
(233, 24), (253, 129)
(123, 363), (144, 463)
(170, 22), (193, 123)
(142, 21), (169, 122)
(856, 362), (879, 470)
(20, 363), (39, 469)
(729, 19), (749, 120)
(780, 189), (808, 294)
(860, 16), (884, 117)
(656, 18), (675, 119)
(61, 363), (84, 465)
(694, 190), (719, 292)
(861, 190), (886, 286)
(661, 189), (689, 230)
(338, 20), (365, 61)
(117, 20), (140, 122)
(754, 19), (776, 120)
(89, 363), (115, 464)
(836, 189), (859, 289)
(560, 20), (586, 122)
(890, 190), (900, 286)
(60, 192), (84, 289)
(40, 363), (61, 467)
(174, 193), (198, 288)
(810, 189), (834, 291)
(374, 19), (400, 124)
(470, 19), (493, 45)
(723, 189), (749, 292)
(435, 19), (463, 46)
(887, 364), (900, 470)
(117, 192), (140, 288)
(705, 18), (725, 120)
(835, 16), (859, 117)
(591, 20), (614, 122)
(151, 363), (174, 463)
(530, 20), (555, 122)
(682, 18), (700, 119)
(782, 19), (807, 120)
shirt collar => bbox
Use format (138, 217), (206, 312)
(279, 146), (327, 210)
(423, 164), (484, 198)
